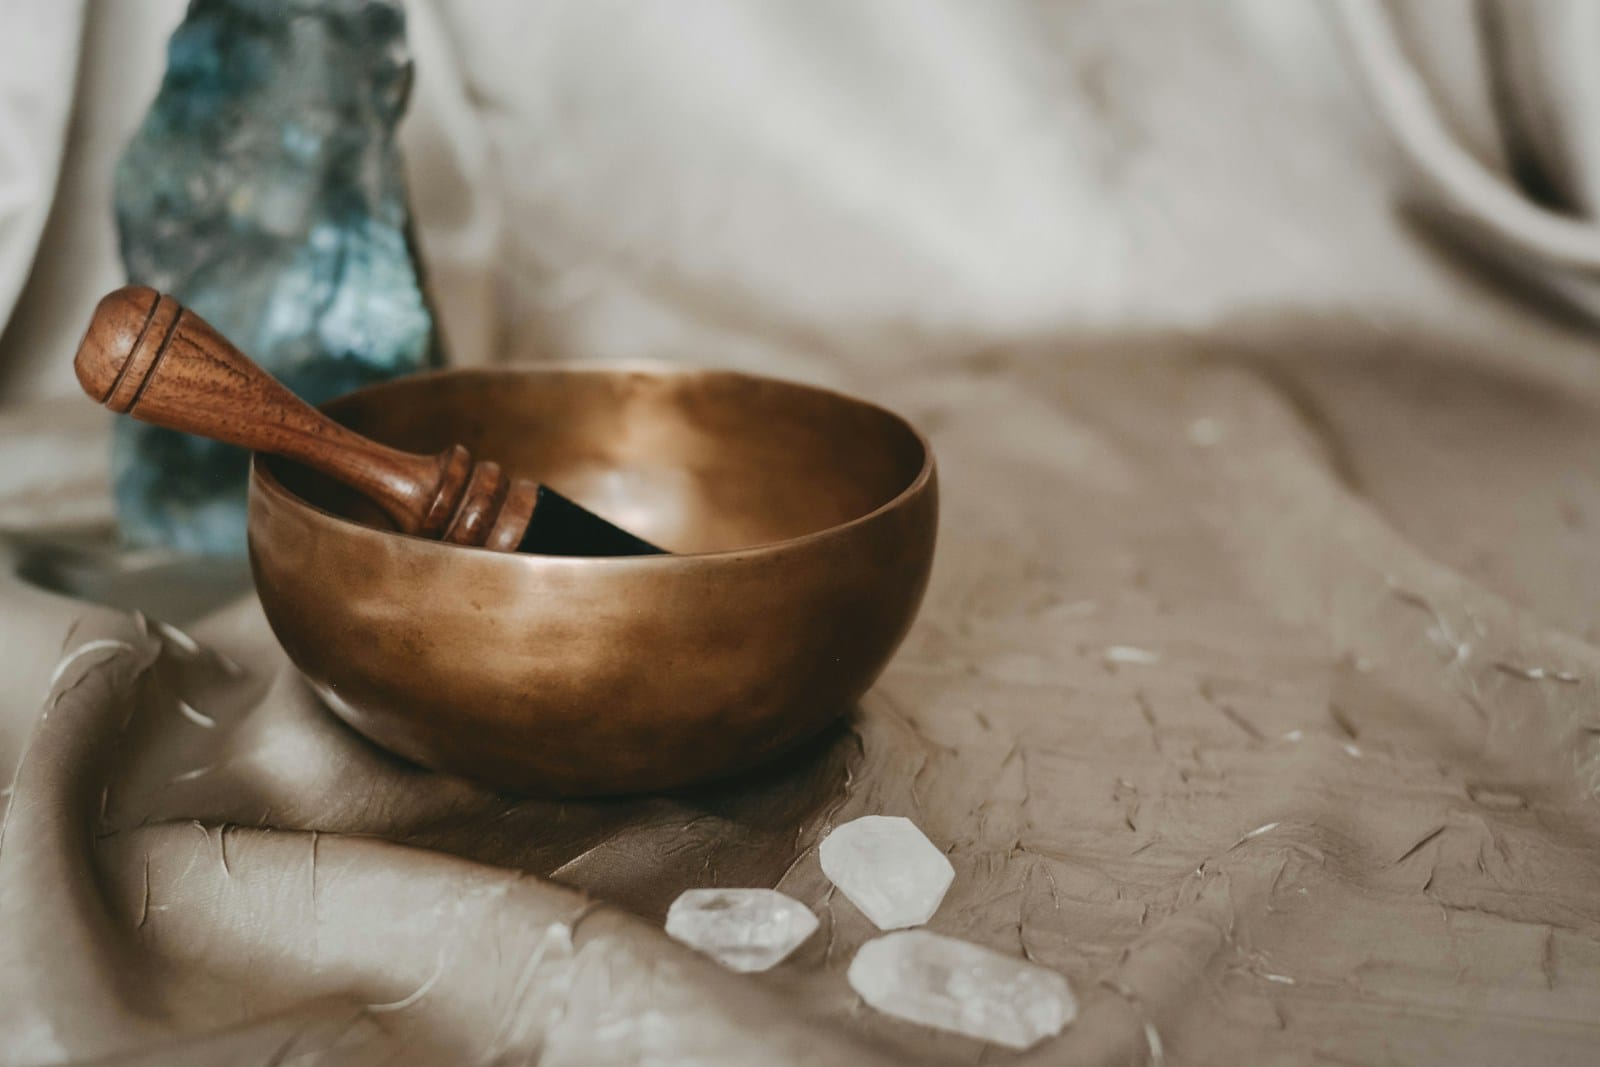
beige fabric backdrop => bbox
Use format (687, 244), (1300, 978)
(2, 2), (1600, 1063)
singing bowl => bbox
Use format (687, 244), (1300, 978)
(248, 364), (937, 796)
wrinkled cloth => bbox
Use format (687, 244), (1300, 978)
(4, 3), (1600, 1065)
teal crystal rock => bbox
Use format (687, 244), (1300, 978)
(113, 0), (438, 555)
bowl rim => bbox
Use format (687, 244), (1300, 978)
(250, 360), (937, 565)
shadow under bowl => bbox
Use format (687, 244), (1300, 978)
(248, 364), (937, 796)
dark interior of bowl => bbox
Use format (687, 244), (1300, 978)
(262, 367), (928, 554)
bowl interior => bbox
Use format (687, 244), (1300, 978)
(263, 366), (928, 554)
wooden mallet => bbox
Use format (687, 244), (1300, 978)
(74, 286), (664, 556)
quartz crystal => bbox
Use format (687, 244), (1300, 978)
(848, 931), (1077, 1050)
(819, 815), (953, 930)
(665, 889), (819, 973)
(113, 0), (437, 554)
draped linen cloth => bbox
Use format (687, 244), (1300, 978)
(2, 3), (1600, 1063)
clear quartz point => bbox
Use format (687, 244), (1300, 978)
(849, 931), (1078, 1050)
(665, 888), (819, 973)
(819, 815), (954, 930)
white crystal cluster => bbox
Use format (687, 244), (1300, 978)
(663, 814), (1076, 1051)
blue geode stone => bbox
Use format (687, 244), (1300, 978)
(113, 0), (438, 555)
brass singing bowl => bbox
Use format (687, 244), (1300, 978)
(248, 364), (937, 796)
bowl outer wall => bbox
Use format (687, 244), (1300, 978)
(246, 365), (937, 796)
